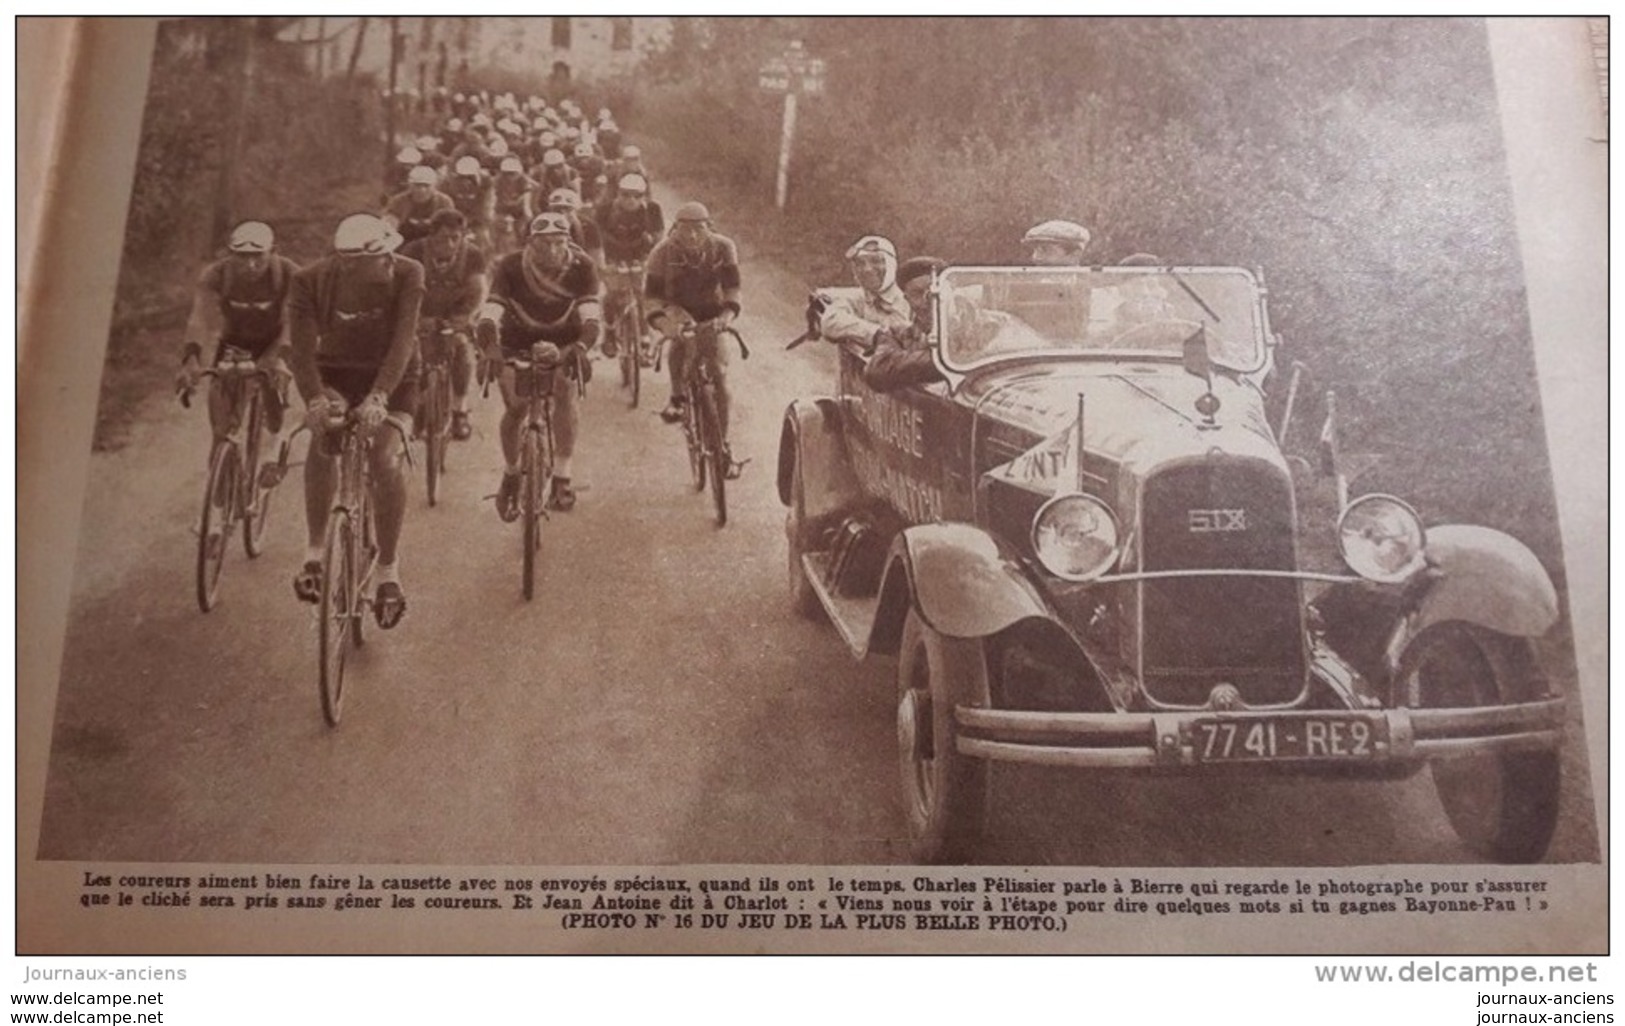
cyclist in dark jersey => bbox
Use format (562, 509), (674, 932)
(594, 173), (664, 359)
(288, 213), (424, 629)
(399, 209), (487, 441)
(474, 211), (603, 516)
(384, 165), (456, 247)
(644, 201), (743, 475)
(178, 220), (299, 441)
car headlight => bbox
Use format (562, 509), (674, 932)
(1337, 494), (1427, 583)
(1031, 493), (1121, 581)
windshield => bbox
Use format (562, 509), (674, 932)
(934, 266), (1268, 374)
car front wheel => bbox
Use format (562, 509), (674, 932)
(785, 466), (824, 620)
(897, 607), (989, 864)
(1399, 621), (1560, 864)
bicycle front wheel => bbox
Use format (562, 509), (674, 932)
(520, 427), (545, 601)
(242, 390), (275, 558)
(697, 385), (727, 526)
(623, 300), (642, 409)
(318, 509), (357, 726)
(196, 441), (239, 612)
(423, 365), (445, 507)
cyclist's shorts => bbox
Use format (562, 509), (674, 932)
(318, 364), (420, 415)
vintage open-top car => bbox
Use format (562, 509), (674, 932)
(778, 264), (1564, 864)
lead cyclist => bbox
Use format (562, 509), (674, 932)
(643, 201), (743, 477)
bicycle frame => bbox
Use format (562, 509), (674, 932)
(504, 344), (562, 600)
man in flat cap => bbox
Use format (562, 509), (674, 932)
(864, 256), (947, 393)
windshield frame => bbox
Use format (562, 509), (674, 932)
(929, 265), (1272, 380)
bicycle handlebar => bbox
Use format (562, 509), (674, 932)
(177, 358), (270, 409)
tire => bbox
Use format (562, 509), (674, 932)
(697, 386), (727, 526)
(423, 366), (445, 507)
(353, 501), (373, 649)
(195, 441), (238, 612)
(318, 510), (356, 727)
(896, 608), (990, 864)
(785, 465), (824, 620)
(241, 392), (273, 558)
(684, 398), (706, 493)
(1398, 621), (1560, 863)
(520, 428), (543, 601)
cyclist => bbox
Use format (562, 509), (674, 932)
(177, 220), (299, 446)
(595, 173), (664, 359)
(818, 234), (912, 348)
(383, 145), (424, 205)
(546, 188), (601, 265)
(288, 213), (424, 629)
(644, 201), (743, 477)
(445, 155), (496, 252)
(571, 141), (607, 206)
(491, 156), (537, 253)
(384, 164), (456, 247)
(399, 208), (487, 441)
(1022, 219), (1092, 266)
(533, 149), (580, 208)
(474, 211), (602, 516)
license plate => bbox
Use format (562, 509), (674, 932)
(1190, 714), (1387, 762)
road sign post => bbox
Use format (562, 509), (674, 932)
(758, 40), (826, 210)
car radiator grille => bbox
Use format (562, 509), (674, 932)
(1137, 459), (1307, 707)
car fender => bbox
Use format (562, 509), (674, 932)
(867, 523), (1051, 656)
(1413, 524), (1559, 638)
(777, 398), (864, 525)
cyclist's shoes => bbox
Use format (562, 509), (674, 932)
(496, 472), (521, 522)
(292, 560), (323, 604)
(374, 581), (407, 630)
(451, 411), (472, 440)
(257, 458), (286, 490)
(723, 444), (745, 480)
(601, 335), (619, 359)
(659, 398), (687, 424)
(548, 478), (577, 512)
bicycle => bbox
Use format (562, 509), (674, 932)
(178, 347), (289, 612)
(495, 343), (566, 601)
(313, 408), (411, 726)
(417, 322), (461, 507)
(660, 320), (750, 527)
(604, 262), (652, 409)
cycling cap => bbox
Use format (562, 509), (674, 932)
(395, 146), (422, 165)
(598, 107), (612, 120)
(538, 131), (558, 147)
(617, 173), (649, 195)
(844, 235), (897, 261)
(407, 165), (439, 186)
(896, 256), (944, 287)
(562, 126), (581, 139)
(454, 156), (482, 176)
(1022, 219), (1092, 249)
(488, 137), (510, 158)
(542, 148), (567, 166)
(333, 213), (401, 255)
(447, 118), (464, 133)
(673, 201), (711, 224)
(527, 212), (573, 238)
(227, 220), (275, 254)
(548, 188), (582, 209)
(414, 135), (437, 150)
(622, 144), (642, 160)
(574, 142), (595, 158)
(499, 156), (523, 174)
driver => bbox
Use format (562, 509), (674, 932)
(864, 257), (946, 392)
(1022, 220), (1091, 265)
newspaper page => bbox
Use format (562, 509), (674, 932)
(17, 16), (1607, 958)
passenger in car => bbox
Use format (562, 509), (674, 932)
(819, 235), (912, 348)
(863, 257), (946, 393)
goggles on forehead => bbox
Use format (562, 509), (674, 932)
(844, 236), (896, 261)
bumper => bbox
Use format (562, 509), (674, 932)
(954, 699), (1563, 769)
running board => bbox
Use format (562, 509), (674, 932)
(802, 552), (881, 660)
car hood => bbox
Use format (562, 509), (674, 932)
(967, 364), (1285, 490)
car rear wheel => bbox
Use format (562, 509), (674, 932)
(897, 607), (988, 864)
(1399, 621), (1560, 864)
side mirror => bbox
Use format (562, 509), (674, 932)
(1182, 325), (1220, 426)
